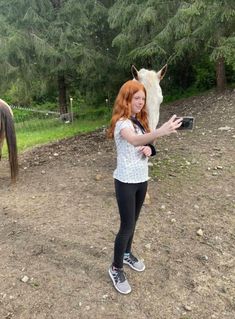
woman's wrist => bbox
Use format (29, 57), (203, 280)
(153, 128), (161, 138)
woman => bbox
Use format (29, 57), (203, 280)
(107, 80), (182, 294)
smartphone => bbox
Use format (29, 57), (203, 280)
(176, 117), (194, 130)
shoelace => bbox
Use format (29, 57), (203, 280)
(125, 253), (138, 264)
(113, 269), (126, 283)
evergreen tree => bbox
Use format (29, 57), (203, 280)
(109, 0), (235, 91)
(0, 0), (117, 111)
(108, 0), (181, 69)
(157, 0), (235, 91)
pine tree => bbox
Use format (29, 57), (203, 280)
(0, 0), (116, 111)
(108, 0), (181, 69)
(109, 0), (235, 91)
(158, 0), (235, 91)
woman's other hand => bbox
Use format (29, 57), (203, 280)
(139, 146), (152, 157)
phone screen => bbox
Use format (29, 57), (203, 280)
(177, 117), (194, 130)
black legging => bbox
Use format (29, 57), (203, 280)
(113, 179), (148, 268)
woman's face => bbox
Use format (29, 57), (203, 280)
(131, 90), (146, 116)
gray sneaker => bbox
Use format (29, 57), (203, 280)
(108, 266), (131, 294)
(123, 253), (145, 272)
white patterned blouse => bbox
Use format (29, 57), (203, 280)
(113, 118), (149, 183)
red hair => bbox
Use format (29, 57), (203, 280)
(107, 80), (150, 138)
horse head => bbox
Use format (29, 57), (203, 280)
(131, 64), (167, 131)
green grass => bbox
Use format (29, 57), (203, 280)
(150, 153), (201, 183)
(2, 117), (108, 156)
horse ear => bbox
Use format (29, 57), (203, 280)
(131, 65), (139, 80)
(158, 64), (168, 80)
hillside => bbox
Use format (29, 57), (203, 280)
(0, 89), (234, 319)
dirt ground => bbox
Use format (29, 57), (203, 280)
(0, 89), (234, 319)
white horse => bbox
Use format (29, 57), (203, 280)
(131, 64), (167, 131)
(131, 65), (167, 204)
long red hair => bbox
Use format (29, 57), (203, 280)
(107, 80), (150, 138)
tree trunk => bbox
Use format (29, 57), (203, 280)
(50, 1), (67, 114)
(216, 57), (226, 92)
(58, 74), (68, 114)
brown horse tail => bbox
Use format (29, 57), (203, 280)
(2, 106), (19, 182)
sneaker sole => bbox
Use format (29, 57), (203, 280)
(108, 268), (131, 295)
(123, 260), (145, 272)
